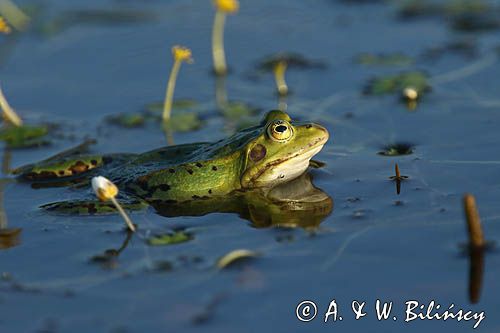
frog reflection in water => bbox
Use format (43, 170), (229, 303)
(15, 110), (332, 227)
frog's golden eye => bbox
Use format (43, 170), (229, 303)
(267, 120), (293, 142)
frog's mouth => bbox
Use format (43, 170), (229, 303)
(242, 135), (328, 188)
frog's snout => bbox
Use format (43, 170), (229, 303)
(305, 123), (330, 146)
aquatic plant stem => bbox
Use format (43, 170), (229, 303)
(0, 0), (30, 31)
(274, 61), (288, 96)
(463, 194), (484, 248)
(0, 87), (22, 127)
(212, 10), (227, 76)
(162, 59), (182, 122)
(110, 197), (136, 232)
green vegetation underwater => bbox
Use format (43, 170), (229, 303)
(1, 0), (500, 332)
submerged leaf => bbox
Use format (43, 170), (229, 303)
(147, 231), (192, 246)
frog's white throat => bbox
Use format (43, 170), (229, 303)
(253, 144), (325, 188)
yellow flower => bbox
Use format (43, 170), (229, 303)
(172, 45), (193, 63)
(92, 176), (118, 201)
(214, 0), (239, 13)
(0, 17), (12, 34)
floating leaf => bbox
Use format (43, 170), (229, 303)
(221, 101), (259, 121)
(364, 71), (430, 96)
(216, 249), (259, 269)
(164, 112), (203, 133)
(0, 125), (49, 148)
(422, 38), (477, 60)
(107, 113), (145, 128)
(355, 53), (413, 66)
(147, 231), (192, 246)
(398, 0), (490, 19)
(452, 13), (500, 32)
(256, 52), (326, 72)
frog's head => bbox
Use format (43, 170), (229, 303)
(241, 110), (329, 189)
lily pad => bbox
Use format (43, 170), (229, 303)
(396, 0), (500, 32)
(422, 38), (477, 60)
(0, 125), (50, 149)
(363, 71), (430, 96)
(256, 52), (326, 72)
(355, 53), (413, 66)
(163, 112), (203, 133)
(452, 13), (500, 32)
(107, 113), (145, 128)
(398, 0), (490, 19)
(221, 101), (259, 121)
(216, 249), (259, 269)
(147, 231), (192, 246)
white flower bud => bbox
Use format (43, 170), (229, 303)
(91, 176), (118, 201)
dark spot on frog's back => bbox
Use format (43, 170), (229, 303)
(195, 162), (203, 168)
(136, 176), (150, 191)
(212, 166), (218, 171)
(158, 184), (171, 191)
(249, 144), (267, 162)
(187, 169), (194, 175)
(168, 168), (175, 173)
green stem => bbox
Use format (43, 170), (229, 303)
(212, 10), (227, 76)
(110, 197), (136, 232)
(163, 59), (182, 122)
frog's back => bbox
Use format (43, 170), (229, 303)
(108, 142), (212, 185)
(115, 128), (262, 202)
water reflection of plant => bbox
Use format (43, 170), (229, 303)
(0, 149), (20, 250)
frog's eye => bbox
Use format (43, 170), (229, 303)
(267, 120), (293, 142)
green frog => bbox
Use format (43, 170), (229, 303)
(14, 110), (330, 217)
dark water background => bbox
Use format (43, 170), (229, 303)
(1, 0), (500, 332)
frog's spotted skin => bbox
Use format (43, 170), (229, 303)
(17, 110), (330, 214)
